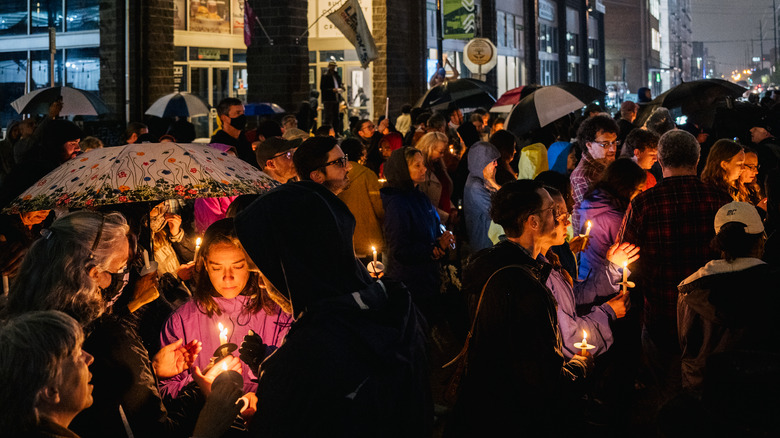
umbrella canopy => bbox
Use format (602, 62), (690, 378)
(651, 79), (746, 110)
(490, 86), (525, 113)
(11, 86), (111, 116)
(505, 82), (606, 137)
(3, 143), (279, 213)
(415, 78), (496, 111)
(145, 92), (210, 118)
(245, 103), (286, 116)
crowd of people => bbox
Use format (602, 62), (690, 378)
(1, 89), (780, 437)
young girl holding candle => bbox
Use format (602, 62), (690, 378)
(159, 218), (292, 398)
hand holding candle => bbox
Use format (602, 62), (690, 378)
(367, 245), (384, 277)
(574, 330), (594, 356)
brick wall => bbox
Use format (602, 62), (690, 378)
(246, 0), (309, 114)
(373, 0), (426, 120)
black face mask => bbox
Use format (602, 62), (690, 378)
(230, 114), (247, 131)
(101, 271), (129, 309)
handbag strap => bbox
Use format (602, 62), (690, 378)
(442, 264), (528, 368)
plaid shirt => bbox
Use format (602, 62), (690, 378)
(571, 151), (607, 233)
(618, 175), (731, 350)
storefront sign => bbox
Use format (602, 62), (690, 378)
(443, 0), (476, 40)
(463, 38), (497, 75)
(539, 0), (556, 23)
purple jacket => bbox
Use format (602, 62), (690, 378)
(576, 189), (626, 282)
(159, 295), (292, 398)
(540, 253), (621, 358)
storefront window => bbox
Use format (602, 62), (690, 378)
(31, 0), (63, 34)
(66, 0), (99, 32)
(189, 0), (231, 34)
(0, 51), (27, 128)
(189, 47), (229, 61)
(65, 47), (99, 92)
(0, 1), (28, 36)
(30, 49), (64, 88)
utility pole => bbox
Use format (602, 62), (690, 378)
(774, 0), (778, 70)
(760, 20), (764, 70)
(436, 0), (443, 67)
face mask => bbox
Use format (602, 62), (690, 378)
(101, 271), (130, 309)
(230, 114), (247, 131)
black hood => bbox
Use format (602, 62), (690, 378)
(384, 147), (415, 191)
(234, 181), (372, 317)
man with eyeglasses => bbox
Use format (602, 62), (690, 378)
(255, 137), (299, 184)
(570, 115), (620, 233)
(450, 179), (592, 435)
(293, 136), (352, 195)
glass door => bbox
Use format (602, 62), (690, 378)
(188, 64), (231, 140)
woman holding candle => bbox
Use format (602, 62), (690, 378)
(159, 218), (292, 399)
(540, 187), (639, 358)
(381, 147), (454, 318)
(576, 158), (647, 281)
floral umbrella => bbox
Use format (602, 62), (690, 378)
(3, 142), (279, 213)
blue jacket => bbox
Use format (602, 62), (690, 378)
(380, 148), (442, 301)
(576, 189), (626, 281)
(464, 142), (500, 252)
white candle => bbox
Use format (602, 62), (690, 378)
(622, 261), (628, 294)
(584, 220), (592, 237)
(372, 246), (377, 265)
(195, 237), (202, 259)
(580, 330), (588, 355)
(2, 275), (8, 295)
(142, 249), (151, 269)
(384, 97), (389, 120)
(218, 322), (228, 345)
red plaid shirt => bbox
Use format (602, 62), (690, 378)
(618, 175), (731, 350)
(571, 151), (607, 233)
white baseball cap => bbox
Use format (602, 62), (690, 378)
(714, 201), (764, 234)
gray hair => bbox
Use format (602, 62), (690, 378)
(0, 310), (84, 432)
(6, 210), (129, 326)
(657, 129), (700, 170)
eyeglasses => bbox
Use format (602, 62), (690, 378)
(324, 154), (349, 168)
(744, 163), (760, 171)
(91, 214), (107, 254)
(271, 150), (294, 160)
(590, 140), (621, 149)
(534, 205), (562, 219)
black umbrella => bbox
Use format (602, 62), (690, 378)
(505, 82), (606, 137)
(415, 78), (496, 111)
(637, 79), (747, 129)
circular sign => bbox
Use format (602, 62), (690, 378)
(466, 38), (494, 65)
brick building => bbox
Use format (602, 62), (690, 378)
(0, 0), (606, 136)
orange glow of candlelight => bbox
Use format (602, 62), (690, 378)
(218, 322), (228, 345)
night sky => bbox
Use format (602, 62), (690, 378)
(691, 0), (780, 77)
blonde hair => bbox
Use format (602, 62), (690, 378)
(415, 131), (448, 164)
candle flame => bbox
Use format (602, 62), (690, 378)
(372, 246), (376, 252)
(221, 361), (228, 371)
(623, 261), (628, 268)
(195, 237), (202, 247)
(582, 330), (587, 340)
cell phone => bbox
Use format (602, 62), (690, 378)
(440, 224), (455, 249)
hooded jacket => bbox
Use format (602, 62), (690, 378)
(677, 258), (780, 390)
(517, 142), (549, 180)
(234, 181), (432, 436)
(464, 142), (500, 252)
(575, 188), (627, 281)
(380, 148), (442, 302)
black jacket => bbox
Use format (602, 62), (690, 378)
(210, 129), (258, 169)
(447, 240), (588, 436)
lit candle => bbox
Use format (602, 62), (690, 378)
(221, 361), (228, 371)
(218, 322), (228, 345)
(372, 246), (378, 265)
(583, 220), (592, 237)
(384, 97), (389, 120)
(2, 275), (8, 295)
(195, 237), (202, 259)
(580, 330), (588, 356)
(622, 261), (628, 294)
(142, 249), (151, 269)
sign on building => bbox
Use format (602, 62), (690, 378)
(443, 0), (476, 40)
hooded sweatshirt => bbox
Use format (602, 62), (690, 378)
(575, 189), (627, 281)
(464, 141), (501, 252)
(234, 181), (432, 436)
(677, 258), (780, 390)
(380, 148), (443, 304)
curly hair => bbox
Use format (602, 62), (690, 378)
(193, 218), (268, 318)
(576, 114), (619, 143)
(5, 211), (129, 326)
